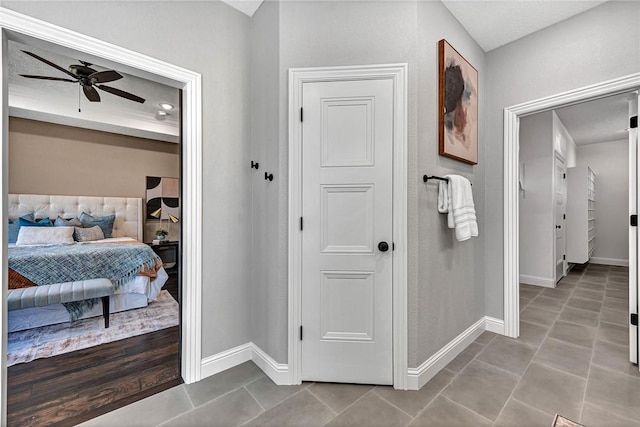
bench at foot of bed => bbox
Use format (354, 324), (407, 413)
(7, 279), (114, 328)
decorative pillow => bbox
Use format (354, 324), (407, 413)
(74, 225), (105, 242)
(15, 226), (74, 246)
(54, 216), (82, 227)
(18, 217), (51, 227)
(8, 213), (35, 244)
(79, 212), (115, 238)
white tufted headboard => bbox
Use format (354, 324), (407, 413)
(8, 194), (143, 241)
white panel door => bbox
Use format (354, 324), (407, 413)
(301, 78), (393, 384)
(629, 93), (638, 365)
(554, 153), (567, 282)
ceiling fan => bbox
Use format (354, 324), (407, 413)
(19, 50), (146, 105)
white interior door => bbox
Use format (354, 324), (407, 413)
(554, 152), (567, 283)
(301, 78), (393, 384)
(629, 93), (638, 365)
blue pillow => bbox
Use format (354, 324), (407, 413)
(79, 212), (115, 238)
(18, 217), (52, 227)
(54, 216), (82, 227)
(8, 213), (35, 244)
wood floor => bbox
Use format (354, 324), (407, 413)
(7, 272), (182, 426)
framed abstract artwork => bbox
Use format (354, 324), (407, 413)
(438, 39), (478, 165)
(146, 176), (179, 220)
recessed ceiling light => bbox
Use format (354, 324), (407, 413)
(157, 110), (168, 116)
(159, 103), (174, 110)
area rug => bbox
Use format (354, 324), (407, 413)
(7, 290), (179, 366)
(552, 414), (585, 427)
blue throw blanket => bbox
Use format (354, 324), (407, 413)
(9, 243), (162, 320)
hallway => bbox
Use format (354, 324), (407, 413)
(81, 264), (638, 426)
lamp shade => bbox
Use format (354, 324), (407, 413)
(168, 214), (180, 223)
(150, 208), (162, 219)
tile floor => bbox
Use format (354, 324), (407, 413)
(81, 264), (640, 426)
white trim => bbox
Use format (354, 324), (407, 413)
(406, 317), (504, 390)
(0, 10), (203, 420)
(590, 257), (629, 267)
(200, 342), (289, 386)
(519, 274), (556, 288)
(484, 316), (505, 335)
(503, 73), (640, 339)
(288, 64), (408, 389)
(201, 343), (253, 379)
(251, 343), (290, 386)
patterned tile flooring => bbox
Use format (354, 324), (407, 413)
(81, 264), (639, 426)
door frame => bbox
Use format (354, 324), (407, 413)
(288, 64), (408, 389)
(0, 8), (203, 421)
(503, 73), (640, 338)
(552, 150), (566, 283)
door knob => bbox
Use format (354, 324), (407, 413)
(556, 225), (561, 229)
(378, 241), (389, 252)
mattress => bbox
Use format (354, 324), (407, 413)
(8, 268), (168, 333)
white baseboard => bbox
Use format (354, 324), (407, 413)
(201, 343), (252, 379)
(590, 257), (629, 267)
(519, 274), (555, 288)
(485, 316), (505, 335)
(406, 316), (505, 390)
(200, 342), (290, 385)
(250, 343), (290, 385)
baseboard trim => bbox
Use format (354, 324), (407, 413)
(200, 342), (290, 385)
(519, 274), (555, 288)
(250, 343), (290, 385)
(200, 343), (252, 379)
(590, 257), (629, 267)
(485, 316), (505, 334)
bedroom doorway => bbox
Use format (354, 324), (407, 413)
(0, 8), (203, 425)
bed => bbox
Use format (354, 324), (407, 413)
(7, 194), (168, 332)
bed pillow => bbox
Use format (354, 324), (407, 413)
(15, 226), (74, 246)
(79, 212), (115, 238)
(54, 216), (82, 227)
(74, 225), (105, 242)
(8, 213), (35, 244)
(18, 217), (51, 227)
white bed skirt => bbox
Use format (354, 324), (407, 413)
(8, 268), (169, 333)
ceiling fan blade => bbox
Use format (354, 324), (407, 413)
(90, 70), (122, 84)
(22, 50), (78, 79)
(20, 74), (76, 83)
(83, 85), (101, 102)
(96, 84), (145, 103)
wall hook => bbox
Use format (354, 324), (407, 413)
(251, 161), (259, 170)
(265, 172), (274, 182)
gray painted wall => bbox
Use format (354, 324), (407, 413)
(1, 1), (255, 358)
(576, 139), (629, 263)
(519, 112), (554, 281)
(485, 1), (640, 318)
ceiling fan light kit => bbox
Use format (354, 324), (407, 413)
(20, 50), (146, 109)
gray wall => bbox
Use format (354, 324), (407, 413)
(8, 117), (180, 242)
(252, 0), (486, 368)
(519, 112), (554, 281)
(576, 139), (629, 263)
(1, 0), (255, 358)
(484, 1), (640, 318)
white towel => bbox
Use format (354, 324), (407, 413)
(438, 175), (478, 242)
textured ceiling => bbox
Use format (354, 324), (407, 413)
(555, 93), (634, 146)
(441, 0), (607, 51)
(8, 40), (180, 143)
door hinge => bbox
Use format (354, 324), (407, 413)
(299, 325), (303, 340)
(300, 217), (303, 231)
(563, 173), (566, 179)
(563, 214), (566, 220)
(300, 107), (304, 122)
(631, 115), (638, 129)
(563, 254), (566, 260)
(632, 215), (638, 227)
(393, 242), (395, 251)
(631, 313), (638, 326)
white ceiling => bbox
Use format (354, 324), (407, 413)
(8, 40), (180, 143)
(555, 93), (634, 146)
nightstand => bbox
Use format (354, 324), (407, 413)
(147, 241), (180, 302)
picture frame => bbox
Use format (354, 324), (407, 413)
(438, 39), (478, 165)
